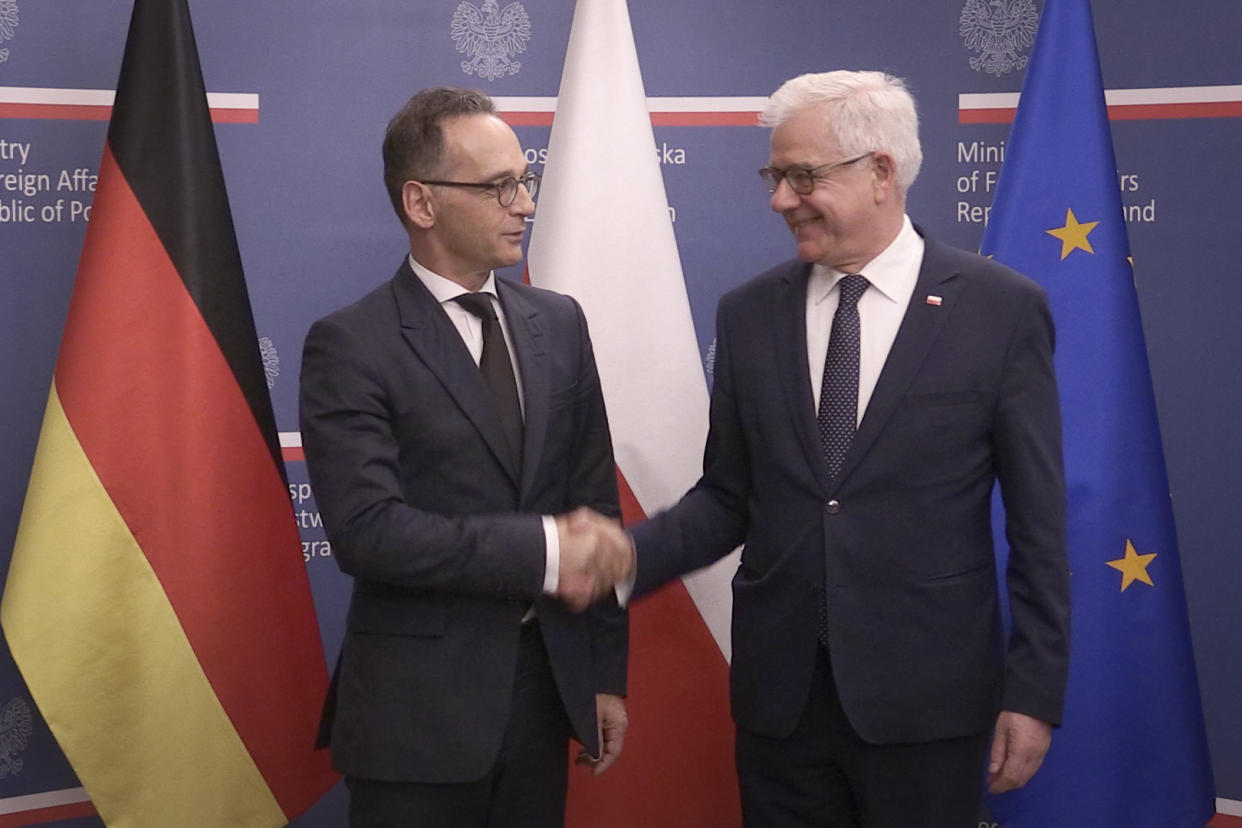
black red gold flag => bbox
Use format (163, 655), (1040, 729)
(1, 1), (338, 823)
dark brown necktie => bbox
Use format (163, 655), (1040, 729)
(454, 292), (523, 470)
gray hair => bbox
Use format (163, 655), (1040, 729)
(760, 70), (923, 194)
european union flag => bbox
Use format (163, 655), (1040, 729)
(980, 0), (1215, 825)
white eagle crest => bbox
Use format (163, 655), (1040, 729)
(960, 0), (1039, 77)
(0, 697), (33, 778)
(0, 0), (19, 64)
(259, 336), (279, 390)
(451, 0), (531, 82)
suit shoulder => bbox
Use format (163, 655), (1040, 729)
(499, 276), (578, 311)
(930, 238), (1044, 300)
(720, 258), (808, 309)
(499, 277), (588, 334)
(309, 279), (398, 334)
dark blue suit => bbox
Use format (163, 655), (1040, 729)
(300, 261), (626, 788)
(633, 230), (1068, 753)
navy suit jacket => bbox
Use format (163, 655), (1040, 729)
(633, 230), (1069, 745)
(300, 260), (626, 783)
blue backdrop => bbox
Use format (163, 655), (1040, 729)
(1, 1), (1238, 824)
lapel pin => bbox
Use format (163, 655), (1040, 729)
(925, 295), (943, 306)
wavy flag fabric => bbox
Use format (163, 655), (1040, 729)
(0, 1), (338, 825)
(980, 0), (1214, 825)
(525, 0), (741, 823)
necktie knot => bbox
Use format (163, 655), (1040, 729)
(454, 291), (498, 321)
(837, 273), (869, 309)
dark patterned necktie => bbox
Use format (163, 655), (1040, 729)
(817, 273), (868, 647)
(454, 293), (523, 470)
(817, 273), (870, 480)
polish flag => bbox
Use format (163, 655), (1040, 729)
(526, 0), (740, 823)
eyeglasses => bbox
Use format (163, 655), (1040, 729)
(419, 171), (540, 206)
(758, 152), (874, 195)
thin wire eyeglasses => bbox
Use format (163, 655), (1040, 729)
(419, 171), (541, 206)
(758, 152), (874, 195)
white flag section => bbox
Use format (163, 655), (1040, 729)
(526, 0), (738, 658)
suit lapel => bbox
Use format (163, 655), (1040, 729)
(496, 279), (548, 501)
(835, 235), (963, 487)
(392, 262), (522, 486)
(772, 261), (833, 493)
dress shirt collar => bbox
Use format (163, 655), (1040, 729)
(408, 254), (499, 303)
(807, 214), (924, 306)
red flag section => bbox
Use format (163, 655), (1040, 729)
(565, 472), (740, 825)
(1, 0), (337, 824)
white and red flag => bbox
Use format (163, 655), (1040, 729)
(526, 0), (741, 823)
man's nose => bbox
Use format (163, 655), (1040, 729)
(512, 184), (536, 216)
(769, 177), (799, 212)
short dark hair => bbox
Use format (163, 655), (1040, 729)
(382, 87), (496, 223)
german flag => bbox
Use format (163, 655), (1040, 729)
(1, 1), (338, 824)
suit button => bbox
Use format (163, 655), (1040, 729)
(825, 499), (841, 514)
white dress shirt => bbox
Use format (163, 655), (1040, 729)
(806, 215), (925, 424)
(409, 256), (560, 595)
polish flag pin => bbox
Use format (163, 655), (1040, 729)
(925, 295), (943, 306)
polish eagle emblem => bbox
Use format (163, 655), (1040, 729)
(959, 0), (1039, 77)
(0, 697), (33, 778)
(450, 0), (531, 81)
(259, 336), (280, 390)
(0, 0), (19, 64)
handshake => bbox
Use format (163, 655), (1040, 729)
(555, 507), (634, 612)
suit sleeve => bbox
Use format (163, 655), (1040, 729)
(993, 287), (1071, 725)
(631, 293), (752, 597)
(299, 314), (547, 601)
(562, 300), (628, 696)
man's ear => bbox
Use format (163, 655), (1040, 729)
(870, 151), (898, 203)
(403, 180), (436, 229)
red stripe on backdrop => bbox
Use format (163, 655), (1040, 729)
(0, 103), (258, 123)
(54, 146), (329, 814)
(0, 104), (115, 121)
(206, 108), (260, 123)
(0, 803), (98, 828)
(649, 111), (758, 126)
(1104, 101), (1242, 120)
(565, 470), (740, 826)
(957, 108), (1018, 124)
(499, 112), (554, 126)
(960, 101), (1242, 123)
(499, 111), (759, 128)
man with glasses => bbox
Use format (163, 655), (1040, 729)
(611, 70), (1070, 826)
(299, 87), (631, 826)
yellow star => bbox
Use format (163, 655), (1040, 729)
(1046, 208), (1100, 260)
(1106, 539), (1157, 591)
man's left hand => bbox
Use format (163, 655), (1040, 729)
(987, 710), (1052, 793)
(576, 693), (628, 775)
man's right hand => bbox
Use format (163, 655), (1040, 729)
(555, 507), (634, 611)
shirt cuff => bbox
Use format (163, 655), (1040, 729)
(541, 515), (559, 594)
(615, 562), (634, 608)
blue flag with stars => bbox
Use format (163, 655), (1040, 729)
(980, 0), (1214, 825)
